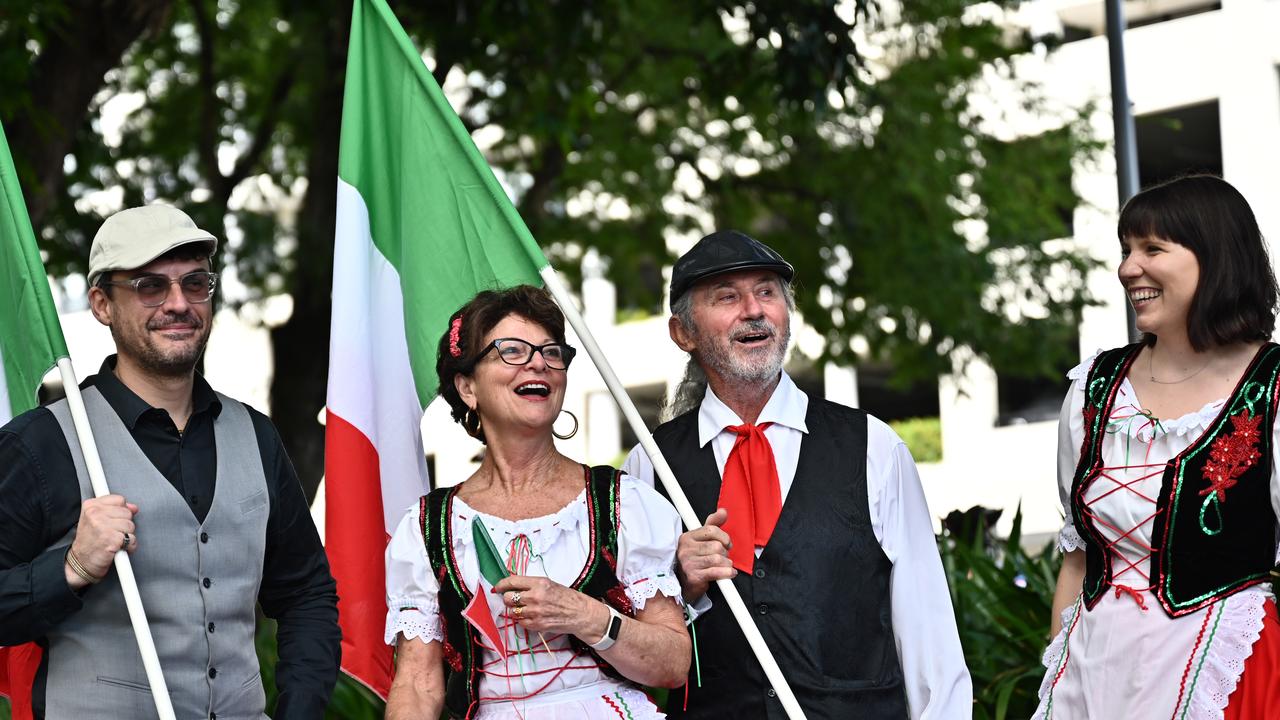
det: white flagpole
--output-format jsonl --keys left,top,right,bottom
{"left": 56, "top": 357, "right": 177, "bottom": 720}
{"left": 539, "top": 267, "right": 808, "bottom": 720}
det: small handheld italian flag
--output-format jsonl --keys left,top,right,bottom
{"left": 0, "top": 120, "right": 70, "bottom": 720}
{"left": 325, "top": 0, "right": 548, "bottom": 698}
{"left": 463, "top": 519, "right": 511, "bottom": 660}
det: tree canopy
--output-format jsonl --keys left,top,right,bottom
{"left": 2, "top": 0, "right": 1099, "bottom": 495}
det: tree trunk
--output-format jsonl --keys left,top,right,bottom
{"left": 267, "top": 4, "right": 348, "bottom": 503}
{"left": 9, "top": 0, "right": 173, "bottom": 228}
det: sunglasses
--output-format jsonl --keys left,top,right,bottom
{"left": 99, "top": 271, "right": 218, "bottom": 307}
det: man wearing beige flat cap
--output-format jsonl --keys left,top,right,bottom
{"left": 0, "top": 205, "right": 340, "bottom": 718}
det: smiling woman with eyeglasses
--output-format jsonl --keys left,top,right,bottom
{"left": 383, "top": 285, "right": 690, "bottom": 720}
{"left": 477, "top": 337, "right": 577, "bottom": 370}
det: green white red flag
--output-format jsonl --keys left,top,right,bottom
{"left": 0, "top": 120, "right": 69, "bottom": 720}
{"left": 0, "top": 123, "right": 66, "bottom": 425}
{"left": 325, "top": 0, "right": 546, "bottom": 697}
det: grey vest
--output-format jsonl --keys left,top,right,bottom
{"left": 44, "top": 387, "right": 270, "bottom": 720}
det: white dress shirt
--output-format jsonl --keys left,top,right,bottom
{"left": 622, "top": 371, "right": 973, "bottom": 720}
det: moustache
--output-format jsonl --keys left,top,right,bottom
{"left": 729, "top": 319, "right": 776, "bottom": 341}
{"left": 147, "top": 313, "right": 204, "bottom": 331}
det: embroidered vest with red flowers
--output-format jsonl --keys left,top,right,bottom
{"left": 1072, "top": 342, "right": 1280, "bottom": 617}
{"left": 420, "top": 465, "right": 636, "bottom": 719}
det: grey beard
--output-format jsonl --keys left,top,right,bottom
{"left": 664, "top": 319, "right": 790, "bottom": 421}
{"left": 700, "top": 320, "right": 790, "bottom": 387}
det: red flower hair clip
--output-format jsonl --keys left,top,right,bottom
{"left": 448, "top": 316, "right": 464, "bottom": 358}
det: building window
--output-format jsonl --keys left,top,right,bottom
{"left": 856, "top": 366, "right": 940, "bottom": 423}
{"left": 620, "top": 383, "right": 665, "bottom": 449}
{"left": 1136, "top": 100, "right": 1222, "bottom": 188}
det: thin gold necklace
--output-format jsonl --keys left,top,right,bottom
{"left": 1148, "top": 348, "right": 1211, "bottom": 384}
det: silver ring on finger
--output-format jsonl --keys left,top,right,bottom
{"left": 512, "top": 591, "right": 522, "bottom": 606}
{"left": 122, "top": 532, "right": 131, "bottom": 548}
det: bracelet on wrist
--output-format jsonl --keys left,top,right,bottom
{"left": 65, "top": 547, "right": 103, "bottom": 585}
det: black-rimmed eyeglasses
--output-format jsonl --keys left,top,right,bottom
{"left": 477, "top": 338, "right": 576, "bottom": 370}
{"left": 99, "top": 271, "right": 218, "bottom": 307}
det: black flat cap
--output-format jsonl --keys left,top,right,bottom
{"left": 669, "top": 230, "right": 794, "bottom": 310}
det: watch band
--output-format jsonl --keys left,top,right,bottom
{"left": 588, "top": 605, "right": 624, "bottom": 652}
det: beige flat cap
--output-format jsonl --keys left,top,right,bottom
{"left": 88, "top": 205, "right": 217, "bottom": 286}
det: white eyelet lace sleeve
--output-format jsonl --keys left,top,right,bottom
{"left": 384, "top": 502, "right": 443, "bottom": 646}
{"left": 617, "top": 477, "right": 685, "bottom": 611}
{"left": 1057, "top": 364, "right": 1090, "bottom": 554}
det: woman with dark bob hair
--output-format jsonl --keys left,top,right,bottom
{"left": 383, "top": 285, "right": 690, "bottom": 719}
{"left": 1034, "top": 175, "right": 1280, "bottom": 719}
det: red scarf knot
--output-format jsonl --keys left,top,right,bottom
{"left": 717, "top": 422, "right": 782, "bottom": 574}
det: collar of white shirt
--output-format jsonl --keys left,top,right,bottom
{"left": 696, "top": 370, "right": 810, "bottom": 448}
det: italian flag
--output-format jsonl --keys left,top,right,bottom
{"left": 325, "top": 0, "right": 548, "bottom": 697}
{"left": 0, "top": 121, "right": 69, "bottom": 720}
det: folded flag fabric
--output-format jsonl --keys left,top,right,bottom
{"left": 472, "top": 517, "right": 510, "bottom": 587}
{"left": 0, "top": 117, "right": 67, "bottom": 720}
{"left": 462, "top": 581, "right": 508, "bottom": 661}
{"left": 325, "top": 0, "right": 547, "bottom": 697}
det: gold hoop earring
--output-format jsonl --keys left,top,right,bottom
{"left": 553, "top": 410, "right": 579, "bottom": 440}
{"left": 465, "top": 407, "right": 485, "bottom": 442}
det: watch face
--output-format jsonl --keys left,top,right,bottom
{"left": 608, "top": 611, "right": 623, "bottom": 640}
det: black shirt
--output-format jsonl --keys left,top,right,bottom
{"left": 0, "top": 357, "right": 341, "bottom": 718}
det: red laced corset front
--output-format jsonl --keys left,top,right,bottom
{"left": 1080, "top": 394, "right": 1173, "bottom": 610}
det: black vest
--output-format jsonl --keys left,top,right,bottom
{"left": 653, "top": 398, "right": 907, "bottom": 720}
{"left": 420, "top": 465, "right": 635, "bottom": 719}
{"left": 1072, "top": 343, "right": 1280, "bottom": 616}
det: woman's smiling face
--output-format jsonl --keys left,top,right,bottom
{"left": 1118, "top": 234, "right": 1201, "bottom": 338}
{"left": 455, "top": 313, "right": 568, "bottom": 436}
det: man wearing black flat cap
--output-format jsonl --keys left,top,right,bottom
{"left": 624, "top": 230, "right": 970, "bottom": 719}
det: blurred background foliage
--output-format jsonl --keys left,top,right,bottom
{"left": 0, "top": 1, "right": 1084, "bottom": 714}
{"left": 1, "top": 0, "right": 1100, "bottom": 499}
{"left": 889, "top": 415, "right": 943, "bottom": 462}
{"left": 944, "top": 505, "right": 1062, "bottom": 719}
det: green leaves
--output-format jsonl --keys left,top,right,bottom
{"left": 940, "top": 505, "right": 1061, "bottom": 719}
{"left": 5, "top": 0, "right": 1102, "bottom": 498}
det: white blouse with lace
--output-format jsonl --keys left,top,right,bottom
{"left": 385, "top": 475, "right": 683, "bottom": 719}
{"left": 1034, "top": 352, "right": 1280, "bottom": 720}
